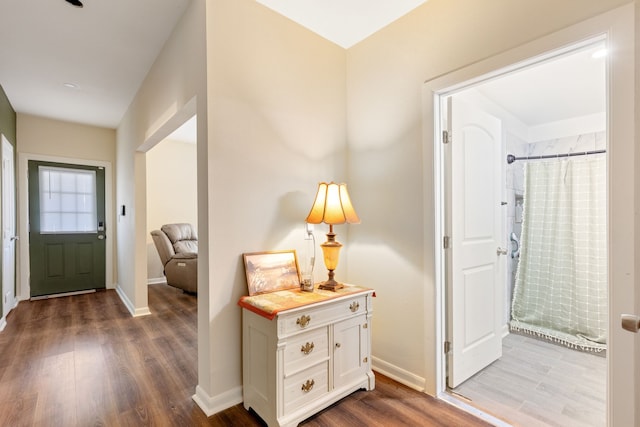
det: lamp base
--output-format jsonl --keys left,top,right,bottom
{"left": 318, "top": 277, "right": 343, "bottom": 292}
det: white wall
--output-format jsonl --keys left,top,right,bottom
{"left": 146, "top": 139, "right": 197, "bottom": 282}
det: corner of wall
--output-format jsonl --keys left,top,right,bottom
{"left": 192, "top": 385, "right": 243, "bottom": 417}
{"left": 115, "top": 284, "right": 151, "bottom": 317}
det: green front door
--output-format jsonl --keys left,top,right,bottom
{"left": 28, "top": 161, "right": 106, "bottom": 297}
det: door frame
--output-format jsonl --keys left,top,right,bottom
{"left": 423, "top": 5, "right": 634, "bottom": 426}
{"left": 17, "top": 153, "right": 113, "bottom": 301}
{"left": 1, "top": 134, "right": 16, "bottom": 325}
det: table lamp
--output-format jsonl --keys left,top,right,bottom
{"left": 305, "top": 182, "right": 360, "bottom": 291}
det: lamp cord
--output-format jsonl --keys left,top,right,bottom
{"left": 308, "top": 230, "right": 316, "bottom": 273}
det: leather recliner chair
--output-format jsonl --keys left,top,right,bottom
{"left": 150, "top": 223, "right": 198, "bottom": 294}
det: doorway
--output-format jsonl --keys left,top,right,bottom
{"left": 141, "top": 104, "right": 199, "bottom": 409}
{"left": 440, "top": 40, "right": 607, "bottom": 426}
{"left": 146, "top": 114, "right": 198, "bottom": 288}
{"left": 28, "top": 160, "right": 106, "bottom": 297}
{"left": 17, "top": 153, "right": 114, "bottom": 302}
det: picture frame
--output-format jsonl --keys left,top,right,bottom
{"left": 243, "top": 250, "right": 300, "bottom": 296}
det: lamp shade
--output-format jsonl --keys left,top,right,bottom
{"left": 305, "top": 182, "right": 360, "bottom": 225}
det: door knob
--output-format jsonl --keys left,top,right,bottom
{"left": 496, "top": 247, "right": 507, "bottom": 256}
{"left": 621, "top": 314, "right": 640, "bottom": 333}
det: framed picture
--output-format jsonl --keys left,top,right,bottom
{"left": 243, "top": 250, "right": 300, "bottom": 296}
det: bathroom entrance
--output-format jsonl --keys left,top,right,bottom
{"left": 441, "top": 39, "right": 608, "bottom": 426}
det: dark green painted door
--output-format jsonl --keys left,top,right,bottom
{"left": 28, "top": 161, "right": 106, "bottom": 297}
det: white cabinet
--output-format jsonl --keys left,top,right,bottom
{"left": 241, "top": 285, "right": 374, "bottom": 427}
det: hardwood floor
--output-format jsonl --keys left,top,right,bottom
{"left": 0, "top": 284, "right": 491, "bottom": 427}
{"left": 452, "top": 333, "right": 606, "bottom": 427}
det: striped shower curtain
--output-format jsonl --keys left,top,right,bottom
{"left": 510, "top": 155, "right": 607, "bottom": 352}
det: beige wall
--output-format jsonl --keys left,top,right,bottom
{"left": 146, "top": 139, "right": 197, "bottom": 281}
{"left": 346, "top": 0, "right": 635, "bottom": 424}
{"left": 18, "top": 113, "right": 115, "bottom": 162}
{"left": 200, "top": 0, "right": 347, "bottom": 409}
{"left": 116, "top": 0, "right": 346, "bottom": 412}
{"left": 16, "top": 113, "right": 116, "bottom": 295}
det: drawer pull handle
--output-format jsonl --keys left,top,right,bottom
{"left": 301, "top": 379, "right": 315, "bottom": 393}
{"left": 349, "top": 301, "right": 360, "bottom": 312}
{"left": 301, "top": 342, "right": 315, "bottom": 355}
{"left": 296, "top": 315, "right": 311, "bottom": 328}
{"left": 335, "top": 342, "right": 341, "bottom": 348}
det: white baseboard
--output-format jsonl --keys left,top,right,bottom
{"left": 0, "top": 297, "right": 19, "bottom": 330}
{"left": 6, "top": 297, "right": 18, "bottom": 313}
{"left": 502, "top": 323, "right": 510, "bottom": 338}
{"left": 192, "top": 385, "right": 243, "bottom": 417}
{"left": 147, "top": 277, "right": 167, "bottom": 285}
{"left": 372, "top": 356, "right": 426, "bottom": 392}
{"left": 115, "top": 284, "right": 151, "bottom": 317}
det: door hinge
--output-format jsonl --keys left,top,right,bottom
{"left": 442, "top": 130, "right": 451, "bottom": 144}
{"left": 443, "top": 235, "right": 450, "bottom": 249}
{"left": 444, "top": 340, "right": 451, "bottom": 354}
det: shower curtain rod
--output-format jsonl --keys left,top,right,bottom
{"left": 506, "top": 149, "right": 606, "bottom": 164}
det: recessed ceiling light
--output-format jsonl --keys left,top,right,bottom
{"left": 63, "top": 82, "right": 78, "bottom": 89}
{"left": 592, "top": 49, "right": 607, "bottom": 59}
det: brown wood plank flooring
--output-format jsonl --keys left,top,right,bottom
{"left": 0, "top": 284, "right": 491, "bottom": 426}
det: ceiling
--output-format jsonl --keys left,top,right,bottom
{"left": 0, "top": 0, "right": 604, "bottom": 134}
{"left": 256, "top": 0, "right": 428, "bottom": 49}
{"left": 474, "top": 42, "right": 605, "bottom": 127}
{"left": 0, "top": 0, "right": 190, "bottom": 128}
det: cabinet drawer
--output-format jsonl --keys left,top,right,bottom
{"left": 281, "top": 295, "right": 367, "bottom": 336}
{"left": 283, "top": 361, "right": 329, "bottom": 413}
{"left": 284, "top": 327, "right": 329, "bottom": 376}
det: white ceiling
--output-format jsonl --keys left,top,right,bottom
{"left": 256, "top": 0, "right": 428, "bottom": 49}
{"left": 474, "top": 42, "right": 606, "bottom": 127}
{"left": 0, "top": 0, "right": 604, "bottom": 134}
{"left": 0, "top": 0, "right": 190, "bottom": 128}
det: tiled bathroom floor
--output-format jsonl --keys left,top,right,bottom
{"left": 451, "top": 333, "right": 606, "bottom": 427}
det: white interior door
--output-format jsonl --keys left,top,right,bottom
{"left": 446, "top": 95, "right": 504, "bottom": 388}
{"left": 2, "top": 135, "right": 16, "bottom": 317}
